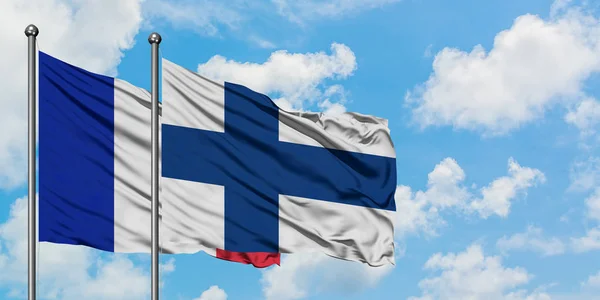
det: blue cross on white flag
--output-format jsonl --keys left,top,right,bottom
{"left": 160, "top": 59, "right": 397, "bottom": 267}
{"left": 38, "top": 51, "right": 397, "bottom": 268}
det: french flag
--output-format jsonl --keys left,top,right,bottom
{"left": 38, "top": 51, "right": 279, "bottom": 267}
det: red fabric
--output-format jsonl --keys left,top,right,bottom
{"left": 216, "top": 248, "right": 280, "bottom": 268}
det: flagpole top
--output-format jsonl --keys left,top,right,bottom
{"left": 24, "top": 24, "right": 39, "bottom": 37}
{"left": 148, "top": 32, "right": 162, "bottom": 44}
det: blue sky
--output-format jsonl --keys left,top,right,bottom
{"left": 1, "top": 0, "right": 600, "bottom": 299}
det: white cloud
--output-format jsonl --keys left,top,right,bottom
{"left": 496, "top": 226, "right": 566, "bottom": 256}
{"left": 504, "top": 289, "right": 553, "bottom": 300}
{"left": 585, "top": 188, "right": 600, "bottom": 221}
{"left": 144, "top": 0, "right": 398, "bottom": 38}
{"left": 394, "top": 184, "right": 445, "bottom": 238}
{"left": 570, "top": 183, "right": 600, "bottom": 254}
{"left": 61, "top": 257, "right": 149, "bottom": 300}
{"left": 142, "top": 1, "right": 396, "bottom": 46}
{"left": 395, "top": 157, "right": 545, "bottom": 238}
{"left": 568, "top": 157, "right": 600, "bottom": 241}
{"left": 565, "top": 97, "right": 600, "bottom": 138}
{"left": 160, "top": 257, "right": 176, "bottom": 273}
{"left": 469, "top": 158, "right": 546, "bottom": 218}
{"left": 0, "top": 196, "right": 150, "bottom": 299}
{"left": 260, "top": 252, "right": 393, "bottom": 300}
{"left": 421, "top": 157, "right": 471, "bottom": 209}
{"left": 272, "top": 0, "right": 401, "bottom": 24}
{"left": 550, "top": 0, "right": 574, "bottom": 17}
{"left": 143, "top": 0, "right": 243, "bottom": 36}
{"left": 582, "top": 270, "right": 600, "bottom": 289}
{"left": 393, "top": 158, "right": 469, "bottom": 238}
{"left": 158, "top": 257, "right": 176, "bottom": 288}
{"left": 571, "top": 228, "right": 600, "bottom": 253}
{"left": 247, "top": 35, "right": 277, "bottom": 49}
{"left": 406, "top": 4, "right": 600, "bottom": 136}
{"left": 197, "top": 43, "right": 357, "bottom": 112}
{"left": 316, "top": 85, "right": 349, "bottom": 116}
{"left": 194, "top": 285, "right": 228, "bottom": 300}
{"left": 569, "top": 156, "right": 600, "bottom": 192}
{"left": 424, "top": 44, "right": 434, "bottom": 58}
{"left": 409, "top": 244, "right": 550, "bottom": 300}
{"left": 0, "top": 0, "right": 144, "bottom": 189}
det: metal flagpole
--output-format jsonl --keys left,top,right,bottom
{"left": 25, "top": 24, "right": 39, "bottom": 300}
{"left": 148, "top": 32, "right": 162, "bottom": 300}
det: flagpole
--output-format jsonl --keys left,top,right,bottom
{"left": 25, "top": 24, "right": 39, "bottom": 300}
{"left": 149, "top": 32, "right": 162, "bottom": 300}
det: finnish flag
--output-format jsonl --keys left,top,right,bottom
{"left": 39, "top": 52, "right": 397, "bottom": 267}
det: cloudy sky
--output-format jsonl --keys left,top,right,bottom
{"left": 1, "top": 0, "right": 600, "bottom": 299}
